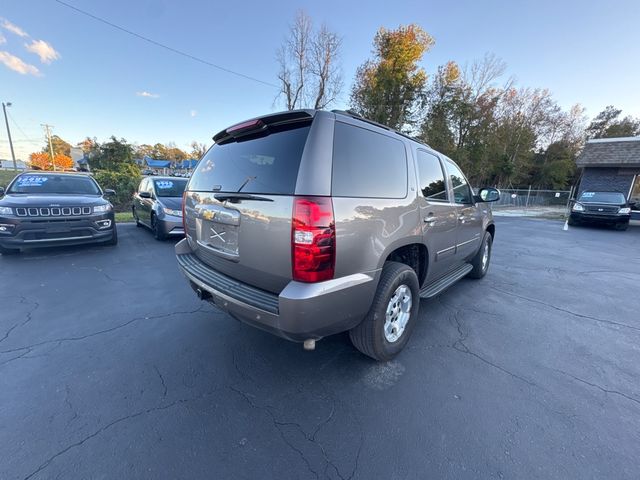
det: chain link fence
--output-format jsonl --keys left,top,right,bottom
{"left": 491, "top": 187, "right": 573, "bottom": 217}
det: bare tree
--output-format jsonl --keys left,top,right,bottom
{"left": 276, "top": 11, "right": 342, "bottom": 110}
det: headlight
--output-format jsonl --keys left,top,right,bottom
{"left": 163, "top": 208, "right": 182, "bottom": 217}
{"left": 572, "top": 203, "right": 584, "bottom": 212}
{"left": 93, "top": 204, "right": 112, "bottom": 213}
{"left": 0, "top": 206, "right": 13, "bottom": 215}
{"left": 618, "top": 207, "right": 631, "bottom": 214}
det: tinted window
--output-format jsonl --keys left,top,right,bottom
{"left": 416, "top": 150, "right": 448, "bottom": 201}
{"left": 188, "top": 123, "right": 311, "bottom": 194}
{"left": 8, "top": 174, "right": 100, "bottom": 195}
{"left": 332, "top": 122, "right": 407, "bottom": 198}
{"left": 444, "top": 159, "right": 473, "bottom": 204}
{"left": 578, "top": 191, "right": 626, "bottom": 204}
{"left": 153, "top": 179, "right": 187, "bottom": 197}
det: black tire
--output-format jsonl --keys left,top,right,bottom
{"left": 468, "top": 231, "right": 492, "bottom": 279}
{"left": 151, "top": 214, "right": 166, "bottom": 241}
{"left": 614, "top": 223, "right": 628, "bottom": 231}
{"left": 133, "top": 207, "right": 142, "bottom": 227}
{"left": 105, "top": 226, "right": 118, "bottom": 246}
{"left": 349, "top": 262, "right": 420, "bottom": 362}
{"left": 568, "top": 217, "right": 578, "bottom": 226}
{"left": 0, "top": 245, "right": 20, "bottom": 255}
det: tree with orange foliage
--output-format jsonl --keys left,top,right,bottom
{"left": 29, "top": 152, "right": 75, "bottom": 171}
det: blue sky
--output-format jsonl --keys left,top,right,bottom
{"left": 1, "top": 0, "right": 639, "bottom": 160}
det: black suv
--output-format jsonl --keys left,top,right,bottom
{"left": 569, "top": 191, "right": 633, "bottom": 231}
{"left": 0, "top": 172, "right": 117, "bottom": 254}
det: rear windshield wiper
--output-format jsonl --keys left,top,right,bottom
{"left": 213, "top": 193, "right": 273, "bottom": 203}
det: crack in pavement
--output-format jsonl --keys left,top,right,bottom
{"left": 71, "top": 265, "right": 131, "bottom": 286}
{"left": 438, "top": 298, "right": 538, "bottom": 388}
{"left": 230, "top": 351, "right": 362, "bottom": 480}
{"left": 490, "top": 286, "right": 640, "bottom": 333}
{"left": 0, "top": 306, "right": 211, "bottom": 356}
{"left": 153, "top": 365, "right": 168, "bottom": 398}
{"left": 554, "top": 368, "right": 640, "bottom": 407}
{"left": 0, "top": 295, "right": 40, "bottom": 345}
{"left": 21, "top": 388, "right": 221, "bottom": 480}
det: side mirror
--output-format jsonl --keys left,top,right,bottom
{"left": 139, "top": 191, "right": 152, "bottom": 199}
{"left": 628, "top": 201, "right": 637, "bottom": 209}
{"left": 104, "top": 189, "right": 116, "bottom": 197}
{"left": 477, "top": 187, "right": 500, "bottom": 202}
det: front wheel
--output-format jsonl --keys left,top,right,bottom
{"left": 105, "top": 226, "right": 118, "bottom": 246}
{"left": 151, "top": 215, "right": 166, "bottom": 241}
{"left": 0, "top": 245, "right": 20, "bottom": 255}
{"left": 614, "top": 223, "right": 629, "bottom": 231}
{"left": 349, "top": 262, "right": 420, "bottom": 362}
{"left": 468, "top": 231, "right": 492, "bottom": 279}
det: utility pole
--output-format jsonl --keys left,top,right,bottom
{"left": 2, "top": 102, "right": 17, "bottom": 172}
{"left": 42, "top": 123, "right": 55, "bottom": 171}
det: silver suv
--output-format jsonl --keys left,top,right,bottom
{"left": 175, "top": 110, "right": 499, "bottom": 361}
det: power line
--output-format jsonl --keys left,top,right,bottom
{"left": 53, "top": 0, "right": 279, "bottom": 89}
{"left": 7, "top": 111, "right": 41, "bottom": 144}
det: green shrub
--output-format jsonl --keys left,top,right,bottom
{"left": 94, "top": 169, "right": 141, "bottom": 212}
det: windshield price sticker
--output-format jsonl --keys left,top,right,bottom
{"left": 156, "top": 181, "right": 174, "bottom": 189}
{"left": 17, "top": 176, "right": 49, "bottom": 186}
{"left": 582, "top": 192, "right": 595, "bottom": 198}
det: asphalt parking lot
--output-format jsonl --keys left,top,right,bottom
{"left": 1, "top": 218, "right": 639, "bottom": 479}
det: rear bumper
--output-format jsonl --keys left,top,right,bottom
{"left": 0, "top": 213, "right": 116, "bottom": 249}
{"left": 175, "top": 238, "right": 377, "bottom": 341}
{"left": 570, "top": 212, "right": 630, "bottom": 225}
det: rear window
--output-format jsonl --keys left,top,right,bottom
{"left": 188, "top": 123, "right": 311, "bottom": 194}
{"left": 579, "top": 192, "right": 626, "bottom": 204}
{"left": 8, "top": 174, "right": 101, "bottom": 195}
{"left": 332, "top": 122, "right": 407, "bottom": 198}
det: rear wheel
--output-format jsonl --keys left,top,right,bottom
{"left": 0, "top": 245, "right": 20, "bottom": 255}
{"left": 349, "top": 262, "right": 420, "bottom": 362}
{"left": 151, "top": 214, "right": 166, "bottom": 241}
{"left": 468, "top": 231, "right": 492, "bottom": 279}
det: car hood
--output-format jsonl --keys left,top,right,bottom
{"left": 156, "top": 197, "right": 182, "bottom": 210}
{"left": 0, "top": 194, "right": 108, "bottom": 207}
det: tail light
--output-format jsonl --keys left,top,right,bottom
{"left": 292, "top": 196, "right": 335, "bottom": 282}
{"left": 182, "top": 191, "right": 187, "bottom": 234}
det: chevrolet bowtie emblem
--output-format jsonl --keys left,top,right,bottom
{"left": 210, "top": 226, "right": 226, "bottom": 243}
{"left": 202, "top": 210, "right": 215, "bottom": 220}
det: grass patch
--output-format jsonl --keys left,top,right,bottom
{"left": 115, "top": 211, "right": 135, "bottom": 223}
{"left": 0, "top": 170, "right": 19, "bottom": 187}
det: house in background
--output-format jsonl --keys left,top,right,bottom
{"left": 0, "top": 159, "right": 28, "bottom": 170}
{"left": 576, "top": 136, "right": 640, "bottom": 221}
{"left": 142, "top": 156, "right": 171, "bottom": 175}
{"left": 176, "top": 158, "right": 198, "bottom": 174}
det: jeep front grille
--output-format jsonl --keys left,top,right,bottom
{"left": 15, "top": 206, "right": 93, "bottom": 217}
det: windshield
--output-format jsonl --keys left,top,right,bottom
{"left": 8, "top": 174, "right": 101, "bottom": 195}
{"left": 578, "top": 191, "right": 626, "bottom": 204}
{"left": 153, "top": 179, "right": 188, "bottom": 197}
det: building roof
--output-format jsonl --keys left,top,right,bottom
{"left": 179, "top": 159, "right": 198, "bottom": 169}
{"left": 576, "top": 136, "right": 640, "bottom": 167}
{"left": 143, "top": 156, "right": 171, "bottom": 168}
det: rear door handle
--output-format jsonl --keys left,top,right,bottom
{"left": 424, "top": 216, "right": 437, "bottom": 224}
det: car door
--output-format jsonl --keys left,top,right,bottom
{"left": 443, "top": 158, "right": 484, "bottom": 262}
{"left": 140, "top": 178, "right": 155, "bottom": 225}
{"left": 134, "top": 178, "right": 147, "bottom": 223}
{"left": 415, "top": 149, "right": 459, "bottom": 283}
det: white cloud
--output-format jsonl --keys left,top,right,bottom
{"left": 0, "top": 51, "right": 40, "bottom": 76}
{"left": 1, "top": 18, "right": 28, "bottom": 38}
{"left": 190, "top": 110, "right": 197, "bottom": 117}
{"left": 136, "top": 91, "right": 159, "bottom": 98}
{"left": 25, "top": 39, "right": 60, "bottom": 64}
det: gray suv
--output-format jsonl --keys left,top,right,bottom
{"left": 175, "top": 110, "right": 499, "bottom": 361}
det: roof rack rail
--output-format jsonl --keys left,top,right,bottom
{"left": 331, "top": 109, "right": 430, "bottom": 148}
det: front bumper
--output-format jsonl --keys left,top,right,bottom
{"left": 159, "top": 215, "right": 184, "bottom": 236}
{"left": 175, "top": 238, "right": 378, "bottom": 341}
{"left": 570, "top": 212, "right": 630, "bottom": 225}
{"left": 0, "top": 213, "right": 116, "bottom": 249}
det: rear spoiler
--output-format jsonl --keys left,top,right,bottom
{"left": 213, "top": 109, "right": 315, "bottom": 144}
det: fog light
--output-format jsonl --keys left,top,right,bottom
{"left": 96, "top": 219, "right": 112, "bottom": 229}
{"left": 0, "top": 223, "right": 15, "bottom": 233}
